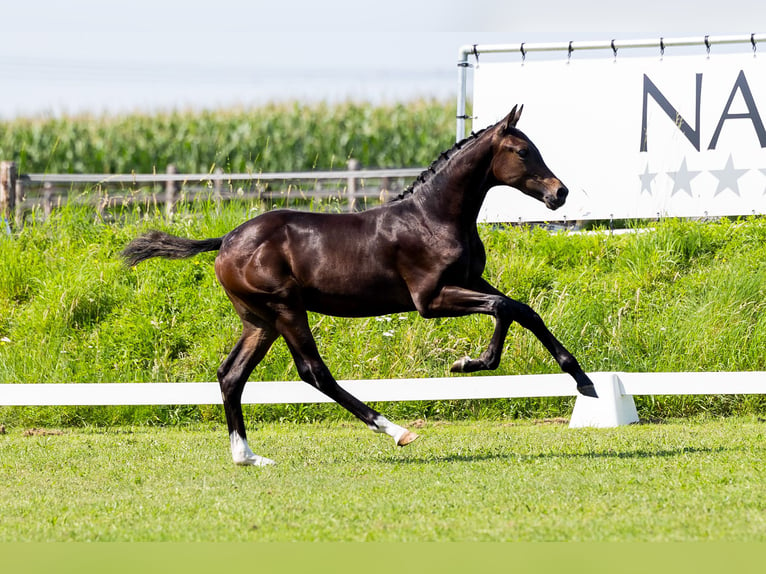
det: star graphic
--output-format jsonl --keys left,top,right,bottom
{"left": 667, "top": 157, "right": 702, "bottom": 197}
{"left": 638, "top": 163, "right": 657, "bottom": 195}
{"left": 710, "top": 154, "right": 748, "bottom": 197}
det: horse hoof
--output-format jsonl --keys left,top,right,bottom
{"left": 397, "top": 431, "right": 419, "bottom": 447}
{"left": 577, "top": 382, "right": 598, "bottom": 398}
{"left": 236, "top": 455, "right": 276, "bottom": 467}
{"left": 450, "top": 357, "right": 471, "bottom": 373}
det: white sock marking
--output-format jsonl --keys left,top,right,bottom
{"left": 369, "top": 415, "right": 408, "bottom": 445}
{"left": 230, "top": 432, "right": 275, "bottom": 466}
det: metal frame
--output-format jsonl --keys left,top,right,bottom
{"left": 456, "top": 33, "right": 766, "bottom": 141}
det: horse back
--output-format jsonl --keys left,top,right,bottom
{"left": 215, "top": 208, "right": 421, "bottom": 316}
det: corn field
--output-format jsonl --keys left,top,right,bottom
{"left": 0, "top": 100, "right": 456, "bottom": 175}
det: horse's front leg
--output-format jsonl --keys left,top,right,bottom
{"left": 418, "top": 281, "right": 597, "bottom": 398}
{"left": 450, "top": 314, "right": 509, "bottom": 374}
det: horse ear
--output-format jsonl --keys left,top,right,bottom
{"left": 502, "top": 104, "right": 524, "bottom": 131}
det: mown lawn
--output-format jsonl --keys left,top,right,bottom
{"left": 1, "top": 417, "right": 764, "bottom": 542}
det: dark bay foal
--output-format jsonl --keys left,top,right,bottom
{"left": 122, "top": 106, "right": 596, "bottom": 465}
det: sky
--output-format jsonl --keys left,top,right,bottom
{"left": 1, "top": 0, "right": 764, "bottom": 118}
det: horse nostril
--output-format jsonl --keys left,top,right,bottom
{"left": 557, "top": 186, "right": 569, "bottom": 200}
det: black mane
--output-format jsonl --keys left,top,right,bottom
{"left": 390, "top": 125, "right": 493, "bottom": 202}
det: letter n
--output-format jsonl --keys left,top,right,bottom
{"left": 640, "top": 74, "right": 702, "bottom": 152}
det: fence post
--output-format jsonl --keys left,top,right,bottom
{"left": 213, "top": 167, "right": 223, "bottom": 210}
{"left": 42, "top": 183, "right": 53, "bottom": 220}
{"left": 379, "top": 176, "right": 391, "bottom": 202}
{"left": 1, "top": 161, "right": 17, "bottom": 230}
{"left": 165, "top": 164, "right": 177, "bottom": 218}
{"left": 346, "top": 158, "right": 360, "bottom": 212}
{"left": 14, "top": 178, "right": 24, "bottom": 228}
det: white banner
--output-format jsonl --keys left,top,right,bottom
{"left": 473, "top": 53, "right": 766, "bottom": 222}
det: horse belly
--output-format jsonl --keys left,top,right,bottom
{"left": 301, "top": 276, "right": 415, "bottom": 318}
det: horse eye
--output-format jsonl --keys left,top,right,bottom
{"left": 517, "top": 148, "right": 529, "bottom": 159}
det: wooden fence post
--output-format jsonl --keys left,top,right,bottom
{"left": 42, "top": 183, "right": 52, "bottom": 220}
{"left": 380, "top": 176, "right": 391, "bottom": 202}
{"left": 165, "top": 164, "right": 177, "bottom": 218}
{"left": 213, "top": 167, "right": 224, "bottom": 209}
{"left": 346, "top": 158, "right": 360, "bottom": 212}
{"left": 1, "top": 161, "right": 17, "bottom": 230}
{"left": 14, "top": 178, "right": 24, "bottom": 228}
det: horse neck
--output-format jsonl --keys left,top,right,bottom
{"left": 414, "top": 131, "right": 496, "bottom": 225}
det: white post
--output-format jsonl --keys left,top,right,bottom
{"left": 569, "top": 373, "right": 639, "bottom": 428}
{"left": 347, "top": 158, "right": 360, "bottom": 212}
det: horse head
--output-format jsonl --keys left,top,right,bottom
{"left": 489, "top": 105, "right": 569, "bottom": 210}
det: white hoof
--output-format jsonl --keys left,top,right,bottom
{"left": 235, "top": 454, "right": 276, "bottom": 467}
{"left": 369, "top": 415, "right": 417, "bottom": 446}
{"left": 230, "top": 432, "right": 275, "bottom": 467}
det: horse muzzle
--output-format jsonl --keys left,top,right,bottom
{"left": 544, "top": 184, "right": 569, "bottom": 210}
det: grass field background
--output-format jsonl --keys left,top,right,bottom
{"left": 1, "top": 417, "right": 764, "bottom": 541}
{"left": 3, "top": 205, "right": 766, "bottom": 426}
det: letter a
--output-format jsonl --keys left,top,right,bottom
{"left": 709, "top": 70, "right": 766, "bottom": 149}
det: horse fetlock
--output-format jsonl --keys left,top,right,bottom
{"left": 230, "top": 432, "right": 276, "bottom": 466}
{"left": 450, "top": 356, "right": 472, "bottom": 373}
{"left": 451, "top": 355, "right": 497, "bottom": 373}
{"left": 559, "top": 354, "right": 581, "bottom": 375}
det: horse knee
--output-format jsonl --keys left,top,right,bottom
{"left": 507, "top": 299, "right": 542, "bottom": 326}
{"left": 493, "top": 297, "right": 518, "bottom": 325}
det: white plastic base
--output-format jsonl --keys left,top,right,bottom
{"left": 569, "top": 372, "right": 639, "bottom": 428}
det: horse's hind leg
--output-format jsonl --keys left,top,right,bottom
{"left": 275, "top": 306, "right": 418, "bottom": 446}
{"left": 218, "top": 320, "right": 278, "bottom": 466}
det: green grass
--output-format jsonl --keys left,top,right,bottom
{"left": 3, "top": 206, "right": 766, "bottom": 426}
{"left": 1, "top": 417, "right": 765, "bottom": 541}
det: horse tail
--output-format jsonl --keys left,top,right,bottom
{"left": 121, "top": 230, "right": 223, "bottom": 266}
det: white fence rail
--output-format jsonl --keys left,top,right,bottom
{"left": 3, "top": 371, "right": 765, "bottom": 428}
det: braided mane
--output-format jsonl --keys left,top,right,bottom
{"left": 391, "top": 125, "right": 494, "bottom": 202}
